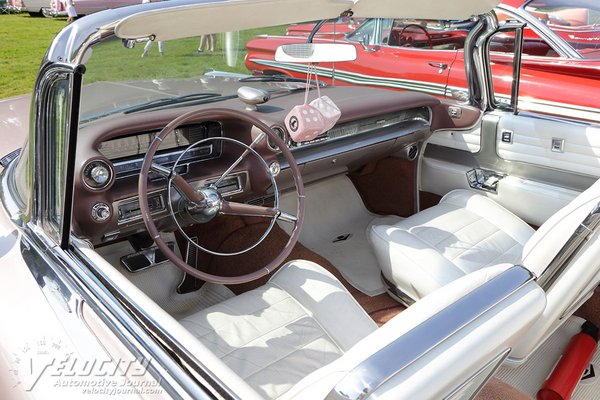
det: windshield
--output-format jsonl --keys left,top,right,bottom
{"left": 80, "top": 26, "right": 313, "bottom": 123}
{"left": 524, "top": 0, "right": 600, "bottom": 58}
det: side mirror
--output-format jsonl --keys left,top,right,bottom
{"left": 358, "top": 35, "right": 376, "bottom": 53}
{"left": 274, "top": 43, "right": 357, "bottom": 63}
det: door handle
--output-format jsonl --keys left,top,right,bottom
{"left": 428, "top": 62, "right": 448, "bottom": 74}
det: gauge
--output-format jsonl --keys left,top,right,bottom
{"left": 267, "top": 126, "right": 291, "bottom": 151}
{"left": 83, "top": 159, "right": 113, "bottom": 190}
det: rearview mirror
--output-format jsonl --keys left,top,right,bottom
{"left": 274, "top": 43, "right": 357, "bottom": 63}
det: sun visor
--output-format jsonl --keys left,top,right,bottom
{"left": 115, "top": 0, "right": 501, "bottom": 41}
{"left": 114, "top": 0, "right": 356, "bottom": 41}
{"left": 351, "top": 0, "right": 502, "bottom": 20}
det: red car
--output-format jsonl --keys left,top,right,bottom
{"left": 246, "top": 0, "right": 600, "bottom": 122}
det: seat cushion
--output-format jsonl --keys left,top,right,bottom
{"left": 179, "top": 260, "right": 376, "bottom": 399}
{"left": 370, "top": 189, "right": 535, "bottom": 302}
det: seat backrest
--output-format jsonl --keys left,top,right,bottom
{"left": 282, "top": 264, "right": 546, "bottom": 400}
{"left": 504, "top": 179, "right": 600, "bottom": 362}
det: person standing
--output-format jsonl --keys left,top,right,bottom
{"left": 141, "top": 0, "right": 164, "bottom": 57}
{"left": 197, "top": 34, "right": 216, "bottom": 52}
{"left": 65, "top": 0, "right": 77, "bottom": 23}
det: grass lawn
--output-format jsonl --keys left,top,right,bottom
{"left": 0, "top": 13, "right": 286, "bottom": 99}
{"left": 0, "top": 14, "right": 69, "bottom": 98}
{"left": 85, "top": 27, "right": 286, "bottom": 84}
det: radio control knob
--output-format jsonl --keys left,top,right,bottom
{"left": 91, "top": 203, "right": 111, "bottom": 222}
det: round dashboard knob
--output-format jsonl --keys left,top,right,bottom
{"left": 90, "top": 165, "right": 110, "bottom": 185}
{"left": 91, "top": 203, "right": 111, "bottom": 222}
{"left": 83, "top": 160, "right": 113, "bottom": 190}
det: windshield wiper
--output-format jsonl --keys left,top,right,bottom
{"left": 80, "top": 92, "right": 230, "bottom": 123}
{"left": 123, "top": 92, "right": 224, "bottom": 114}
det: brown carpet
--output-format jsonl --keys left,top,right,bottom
{"left": 476, "top": 378, "right": 532, "bottom": 400}
{"left": 419, "top": 190, "right": 442, "bottom": 211}
{"left": 349, "top": 157, "right": 416, "bottom": 217}
{"left": 178, "top": 217, "right": 404, "bottom": 326}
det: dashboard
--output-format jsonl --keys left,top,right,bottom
{"left": 72, "top": 85, "right": 476, "bottom": 245}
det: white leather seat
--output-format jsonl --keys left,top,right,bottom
{"left": 180, "top": 259, "right": 546, "bottom": 399}
{"left": 370, "top": 189, "right": 535, "bottom": 303}
{"left": 370, "top": 179, "right": 600, "bottom": 306}
{"left": 179, "top": 260, "right": 377, "bottom": 399}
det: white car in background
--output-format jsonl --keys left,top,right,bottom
{"left": 21, "top": 0, "right": 48, "bottom": 16}
{"left": 23, "top": 0, "right": 140, "bottom": 17}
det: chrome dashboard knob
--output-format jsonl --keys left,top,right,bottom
{"left": 90, "top": 165, "right": 110, "bottom": 185}
{"left": 91, "top": 203, "right": 111, "bottom": 222}
{"left": 83, "top": 159, "right": 113, "bottom": 190}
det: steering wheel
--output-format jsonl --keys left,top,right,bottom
{"left": 399, "top": 24, "right": 432, "bottom": 48}
{"left": 138, "top": 108, "right": 305, "bottom": 284}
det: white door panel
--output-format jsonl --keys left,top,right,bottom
{"left": 427, "top": 126, "right": 481, "bottom": 153}
{"left": 491, "top": 176, "right": 579, "bottom": 227}
{"left": 420, "top": 156, "right": 579, "bottom": 226}
{"left": 420, "top": 157, "right": 472, "bottom": 196}
{"left": 497, "top": 113, "right": 600, "bottom": 177}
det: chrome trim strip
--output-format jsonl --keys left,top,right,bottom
{"left": 445, "top": 87, "right": 600, "bottom": 123}
{"left": 71, "top": 242, "right": 238, "bottom": 399}
{"left": 0, "top": 160, "right": 25, "bottom": 226}
{"left": 512, "top": 110, "right": 600, "bottom": 127}
{"left": 326, "top": 266, "right": 534, "bottom": 400}
{"left": 21, "top": 226, "right": 214, "bottom": 399}
{"left": 249, "top": 59, "right": 448, "bottom": 96}
{"left": 469, "top": 13, "right": 498, "bottom": 111}
{"left": 538, "top": 203, "right": 600, "bottom": 291}
{"left": 280, "top": 119, "right": 430, "bottom": 168}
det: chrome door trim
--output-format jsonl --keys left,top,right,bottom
{"left": 71, "top": 242, "right": 239, "bottom": 400}
{"left": 538, "top": 203, "right": 600, "bottom": 291}
{"left": 21, "top": 225, "right": 219, "bottom": 400}
{"left": 326, "top": 266, "right": 535, "bottom": 400}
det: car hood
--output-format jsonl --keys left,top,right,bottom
{"left": 79, "top": 75, "right": 307, "bottom": 123}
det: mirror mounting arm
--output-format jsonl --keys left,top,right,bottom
{"left": 307, "top": 19, "right": 329, "bottom": 43}
{"left": 307, "top": 10, "right": 353, "bottom": 44}
{"left": 359, "top": 37, "right": 376, "bottom": 53}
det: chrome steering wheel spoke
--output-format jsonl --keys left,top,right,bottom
{"left": 212, "top": 131, "right": 266, "bottom": 188}
{"left": 166, "top": 135, "right": 282, "bottom": 257}
{"left": 138, "top": 108, "right": 304, "bottom": 285}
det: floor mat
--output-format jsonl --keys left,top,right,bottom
{"left": 496, "top": 316, "right": 600, "bottom": 399}
{"left": 95, "top": 238, "right": 235, "bottom": 319}
{"left": 278, "top": 175, "right": 402, "bottom": 296}
{"left": 181, "top": 218, "right": 404, "bottom": 326}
